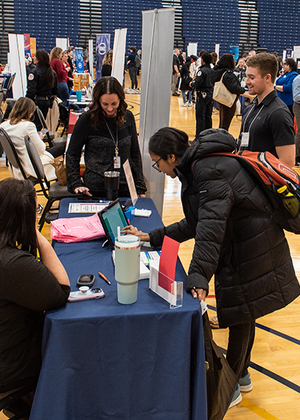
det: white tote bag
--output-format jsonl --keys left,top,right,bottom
{"left": 213, "top": 72, "right": 237, "bottom": 107}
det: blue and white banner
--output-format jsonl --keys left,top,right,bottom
{"left": 96, "top": 34, "right": 110, "bottom": 81}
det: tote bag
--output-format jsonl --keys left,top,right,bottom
{"left": 203, "top": 312, "right": 238, "bottom": 420}
{"left": 213, "top": 72, "right": 237, "bottom": 108}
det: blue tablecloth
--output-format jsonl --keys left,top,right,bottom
{"left": 30, "top": 198, "right": 207, "bottom": 420}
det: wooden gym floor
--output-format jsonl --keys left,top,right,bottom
{"left": 0, "top": 74, "right": 299, "bottom": 419}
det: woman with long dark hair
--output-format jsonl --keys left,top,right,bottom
{"left": 211, "top": 53, "right": 245, "bottom": 131}
{"left": 122, "top": 126, "right": 300, "bottom": 410}
{"left": 0, "top": 178, "right": 70, "bottom": 407}
{"left": 66, "top": 76, "right": 146, "bottom": 197}
{"left": 26, "top": 49, "right": 58, "bottom": 119}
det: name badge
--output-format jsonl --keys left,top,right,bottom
{"left": 114, "top": 156, "right": 121, "bottom": 169}
{"left": 240, "top": 132, "right": 249, "bottom": 147}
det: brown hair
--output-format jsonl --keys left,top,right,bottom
{"left": 49, "top": 47, "right": 63, "bottom": 61}
{"left": 88, "top": 76, "right": 127, "bottom": 127}
{"left": 247, "top": 53, "right": 278, "bottom": 83}
{"left": 102, "top": 50, "right": 113, "bottom": 66}
{"left": 9, "top": 97, "right": 36, "bottom": 125}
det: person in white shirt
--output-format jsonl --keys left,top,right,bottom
{"left": 0, "top": 97, "right": 57, "bottom": 181}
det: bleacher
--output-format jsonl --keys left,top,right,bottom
{"left": 257, "top": 0, "right": 300, "bottom": 53}
{"left": 181, "top": 0, "right": 240, "bottom": 55}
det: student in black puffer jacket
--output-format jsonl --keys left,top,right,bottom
{"left": 212, "top": 53, "right": 245, "bottom": 130}
{"left": 123, "top": 127, "right": 300, "bottom": 407}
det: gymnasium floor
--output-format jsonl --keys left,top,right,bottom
{"left": 0, "top": 76, "right": 299, "bottom": 419}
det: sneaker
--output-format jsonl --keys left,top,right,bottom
{"left": 239, "top": 372, "right": 253, "bottom": 392}
{"left": 180, "top": 102, "right": 188, "bottom": 107}
{"left": 188, "top": 102, "right": 193, "bottom": 107}
{"left": 209, "top": 315, "right": 219, "bottom": 329}
{"left": 229, "top": 385, "right": 242, "bottom": 408}
{"left": 172, "top": 92, "right": 180, "bottom": 96}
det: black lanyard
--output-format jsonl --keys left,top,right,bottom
{"left": 105, "top": 120, "right": 119, "bottom": 157}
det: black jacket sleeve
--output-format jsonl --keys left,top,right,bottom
{"left": 223, "top": 71, "right": 245, "bottom": 95}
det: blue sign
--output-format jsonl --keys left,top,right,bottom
{"left": 96, "top": 34, "right": 110, "bottom": 82}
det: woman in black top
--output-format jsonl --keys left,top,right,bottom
{"left": 26, "top": 49, "right": 58, "bottom": 119}
{"left": 101, "top": 50, "right": 113, "bottom": 77}
{"left": 0, "top": 178, "right": 70, "bottom": 402}
{"left": 211, "top": 54, "right": 245, "bottom": 131}
{"left": 66, "top": 76, "right": 146, "bottom": 197}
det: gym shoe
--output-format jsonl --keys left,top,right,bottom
{"left": 172, "top": 92, "right": 180, "bottom": 96}
{"left": 239, "top": 372, "right": 253, "bottom": 392}
{"left": 229, "top": 385, "right": 242, "bottom": 408}
{"left": 188, "top": 102, "right": 193, "bottom": 107}
{"left": 180, "top": 102, "right": 188, "bottom": 107}
{"left": 209, "top": 315, "right": 219, "bottom": 329}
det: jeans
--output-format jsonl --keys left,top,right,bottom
{"left": 57, "top": 81, "right": 69, "bottom": 106}
{"left": 195, "top": 93, "right": 213, "bottom": 137}
{"left": 182, "top": 90, "right": 192, "bottom": 103}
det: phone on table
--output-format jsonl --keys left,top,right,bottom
{"left": 68, "top": 288, "right": 105, "bottom": 302}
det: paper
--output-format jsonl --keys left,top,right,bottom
{"left": 158, "top": 236, "right": 180, "bottom": 292}
{"left": 68, "top": 203, "right": 108, "bottom": 213}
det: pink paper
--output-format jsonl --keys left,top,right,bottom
{"left": 158, "top": 236, "right": 180, "bottom": 292}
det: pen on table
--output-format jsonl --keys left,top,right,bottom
{"left": 98, "top": 272, "right": 111, "bottom": 285}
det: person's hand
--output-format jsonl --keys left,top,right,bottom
{"left": 121, "top": 225, "right": 150, "bottom": 242}
{"left": 74, "top": 186, "right": 92, "bottom": 196}
{"left": 39, "top": 132, "right": 45, "bottom": 140}
{"left": 191, "top": 287, "right": 207, "bottom": 302}
{"left": 138, "top": 194, "right": 146, "bottom": 198}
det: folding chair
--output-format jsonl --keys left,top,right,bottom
{"left": 0, "top": 127, "right": 27, "bottom": 179}
{"left": 24, "top": 135, "right": 82, "bottom": 231}
{"left": 55, "top": 102, "right": 69, "bottom": 136}
{"left": 36, "top": 106, "right": 66, "bottom": 150}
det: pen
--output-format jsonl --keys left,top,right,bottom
{"left": 98, "top": 271, "right": 111, "bottom": 285}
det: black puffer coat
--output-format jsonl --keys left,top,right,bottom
{"left": 149, "top": 129, "right": 300, "bottom": 328}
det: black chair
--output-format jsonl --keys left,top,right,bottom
{"left": 35, "top": 106, "right": 66, "bottom": 150}
{"left": 24, "top": 135, "right": 83, "bottom": 231}
{"left": 0, "top": 128, "right": 27, "bottom": 179}
{"left": 55, "top": 102, "right": 69, "bottom": 136}
{"left": 0, "top": 383, "right": 35, "bottom": 420}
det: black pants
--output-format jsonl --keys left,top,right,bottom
{"left": 226, "top": 321, "right": 256, "bottom": 380}
{"left": 195, "top": 93, "right": 213, "bottom": 137}
{"left": 129, "top": 67, "right": 138, "bottom": 89}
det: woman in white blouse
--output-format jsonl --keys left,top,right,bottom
{"left": 0, "top": 97, "right": 58, "bottom": 181}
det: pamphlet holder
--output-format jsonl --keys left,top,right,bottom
{"left": 149, "top": 260, "right": 183, "bottom": 309}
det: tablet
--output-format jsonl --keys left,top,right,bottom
{"left": 98, "top": 199, "right": 129, "bottom": 249}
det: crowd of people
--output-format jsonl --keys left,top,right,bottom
{"left": 0, "top": 43, "right": 300, "bottom": 418}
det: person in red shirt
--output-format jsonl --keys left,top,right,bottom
{"left": 49, "top": 47, "right": 69, "bottom": 106}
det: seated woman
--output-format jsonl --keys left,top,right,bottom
{"left": 0, "top": 97, "right": 62, "bottom": 181}
{"left": 0, "top": 178, "right": 70, "bottom": 403}
{"left": 66, "top": 76, "right": 147, "bottom": 198}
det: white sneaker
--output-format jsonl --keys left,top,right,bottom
{"left": 188, "top": 102, "right": 193, "bottom": 107}
{"left": 180, "top": 102, "right": 188, "bottom": 107}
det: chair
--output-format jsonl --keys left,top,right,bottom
{"left": 0, "top": 383, "right": 35, "bottom": 420}
{"left": 55, "top": 102, "right": 69, "bottom": 136}
{"left": 24, "top": 135, "right": 82, "bottom": 231}
{"left": 0, "top": 128, "right": 27, "bottom": 179}
{"left": 35, "top": 106, "right": 66, "bottom": 150}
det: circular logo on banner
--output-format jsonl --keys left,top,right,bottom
{"left": 77, "top": 62, "right": 84, "bottom": 70}
{"left": 98, "top": 43, "right": 106, "bottom": 55}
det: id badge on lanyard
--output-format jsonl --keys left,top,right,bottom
{"left": 114, "top": 155, "right": 121, "bottom": 169}
{"left": 240, "top": 132, "right": 249, "bottom": 147}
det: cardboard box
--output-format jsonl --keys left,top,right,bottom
{"left": 73, "top": 73, "right": 90, "bottom": 91}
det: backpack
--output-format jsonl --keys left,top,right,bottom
{"left": 213, "top": 150, "right": 300, "bottom": 234}
{"left": 135, "top": 54, "right": 141, "bottom": 68}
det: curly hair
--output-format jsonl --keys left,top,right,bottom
{"left": 88, "top": 76, "right": 127, "bottom": 127}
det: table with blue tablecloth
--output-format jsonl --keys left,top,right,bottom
{"left": 30, "top": 197, "right": 207, "bottom": 420}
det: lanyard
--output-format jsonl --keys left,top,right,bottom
{"left": 242, "top": 102, "right": 265, "bottom": 134}
{"left": 105, "top": 120, "right": 119, "bottom": 157}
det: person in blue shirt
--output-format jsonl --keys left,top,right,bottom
{"left": 275, "top": 57, "right": 298, "bottom": 116}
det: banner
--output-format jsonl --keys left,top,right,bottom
{"left": 74, "top": 48, "right": 84, "bottom": 73}
{"left": 24, "top": 34, "right": 31, "bottom": 57}
{"left": 111, "top": 28, "right": 127, "bottom": 85}
{"left": 96, "top": 34, "right": 110, "bottom": 81}
{"left": 230, "top": 46, "right": 239, "bottom": 62}
{"left": 30, "top": 38, "right": 36, "bottom": 57}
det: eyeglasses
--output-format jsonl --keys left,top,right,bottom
{"left": 283, "top": 62, "right": 287, "bottom": 65}
{"left": 36, "top": 204, "right": 43, "bottom": 214}
{"left": 152, "top": 157, "right": 162, "bottom": 172}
